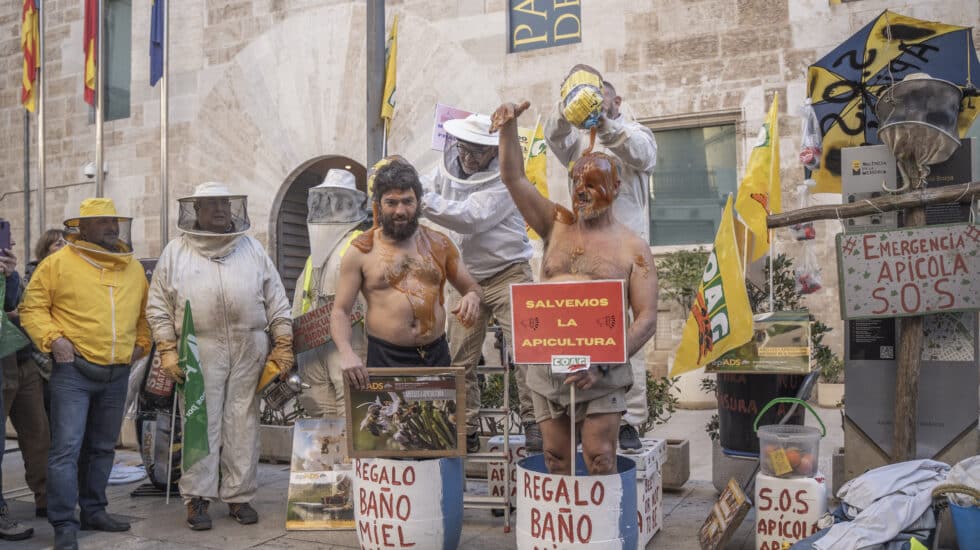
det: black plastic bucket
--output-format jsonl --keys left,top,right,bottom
{"left": 716, "top": 373, "right": 805, "bottom": 455}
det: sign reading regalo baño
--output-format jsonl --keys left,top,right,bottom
{"left": 507, "top": 0, "right": 582, "bottom": 53}
{"left": 510, "top": 280, "right": 626, "bottom": 364}
{"left": 836, "top": 223, "right": 980, "bottom": 320}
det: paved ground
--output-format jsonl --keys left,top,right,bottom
{"left": 1, "top": 406, "right": 845, "bottom": 549}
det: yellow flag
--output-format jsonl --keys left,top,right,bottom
{"left": 380, "top": 15, "right": 398, "bottom": 122}
{"left": 671, "top": 196, "right": 754, "bottom": 376}
{"left": 734, "top": 93, "right": 780, "bottom": 261}
{"left": 518, "top": 122, "right": 548, "bottom": 240}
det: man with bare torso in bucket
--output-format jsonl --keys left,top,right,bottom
{"left": 330, "top": 156, "right": 484, "bottom": 389}
{"left": 490, "top": 101, "right": 660, "bottom": 476}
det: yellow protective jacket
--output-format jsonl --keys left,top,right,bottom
{"left": 19, "top": 241, "right": 151, "bottom": 365}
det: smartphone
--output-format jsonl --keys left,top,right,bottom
{"left": 0, "top": 220, "right": 10, "bottom": 252}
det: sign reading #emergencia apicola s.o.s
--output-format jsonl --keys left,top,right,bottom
{"left": 836, "top": 223, "right": 980, "bottom": 320}
{"left": 507, "top": 0, "right": 582, "bottom": 53}
{"left": 510, "top": 280, "right": 627, "bottom": 364}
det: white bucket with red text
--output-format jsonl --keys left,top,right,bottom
{"left": 487, "top": 435, "right": 527, "bottom": 507}
{"left": 353, "top": 457, "right": 463, "bottom": 550}
{"left": 516, "top": 452, "right": 638, "bottom": 550}
{"left": 754, "top": 471, "right": 828, "bottom": 550}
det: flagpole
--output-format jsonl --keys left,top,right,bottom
{"left": 23, "top": 112, "right": 31, "bottom": 263}
{"left": 95, "top": 0, "right": 104, "bottom": 197}
{"left": 166, "top": 391, "right": 178, "bottom": 505}
{"left": 768, "top": 230, "right": 774, "bottom": 312}
{"left": 37, "top": 0, "right": 45, "bottom": 236}
{"left": 569, "top": 384, "right": 576, "bottom": 478}
{"left": 366, "top": 0, "right": 385, "bottom": 167}
{"left": 160, "top": 0, "right": 169, "bottom": 247}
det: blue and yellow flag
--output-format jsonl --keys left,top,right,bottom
{"left": 671, "top": 196, "right": 753, "bottom": 376}
{"left": 178, "top": 301, "right": 209, "bottom": 471}
{"left": 735, "top": 93, "right": 780, "bottom": 261}
{"left": 150, "top": 0, "right": 165, "bottom": 86}
{"left": 380, "top": 15, "right": 398, "bottom": 123}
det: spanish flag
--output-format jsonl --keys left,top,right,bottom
{"left": 84, "top": 0, "right": 97, "bottom": 105}
{"left": 671, "top": 196, "right": 753, "bottom": 376}
{"left": 21, "top": 0, "right": 39, "bottom": 112}
{"left": 734, "top": 93, "right": 781, "bottom": 261}
{"left": 380, "top": 15, "right": 398, "bottom": 123}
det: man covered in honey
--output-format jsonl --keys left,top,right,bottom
{"left": 330, "top": 157, "right": 483, "bottom": 390}
{"left": 490, "top": 101, "right": 659, "bottom": 476}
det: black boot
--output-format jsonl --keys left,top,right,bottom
{"left": 228, "top": 502, "right": 258, "bottom": 525}
{"left": 80, "top": 511, "right": 130, "bottom": 532}
{"left": 186, "top": 497, "right": 212, "bottom": 531}
{"left": 618, "top": 424, "right": 642, "bottom": 450}
{"left": 523, "top": 422, "right": 542, "bottom": 452}
{"left": 52, "top": 528, "right": 77, "bottom": 550}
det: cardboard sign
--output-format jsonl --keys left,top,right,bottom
{"left": 699, "top": 478, "right": 751, "bottom": 550}
{"left": 430, "top": 103, "right": 473, "bottom": 151}
{"left": 345, "top": 368, "right": 466, "bottom": 459}
{"left": 706, "top": 311, "right": 811, "bottom": 374}
{"left": 510, "top": 280, "right": 627, "bottom": 365}
{"left": 292, "top": 299, "right": 365, "bottom": 354}
{"left": 837, "top": 223, "right": 980, "bottom": 319}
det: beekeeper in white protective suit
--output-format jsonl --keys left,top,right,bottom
{"left": 419, "top": 113, "right": 539, "bottom": 453}
{"left": 545, "top": 64, "right": 658, "bottom": 450}
{"left": 290, "top": 169, "right": 370, "bottom": 417}
{"left": 145, "top": 182, "right": 293, "bottom": 531}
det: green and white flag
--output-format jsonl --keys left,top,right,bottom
{"left": 178, "top": 300, "right": 209, "bottom": 471}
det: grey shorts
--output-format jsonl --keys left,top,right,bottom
{"left": 530, "top": 387, "right": 627, "bottom": 425}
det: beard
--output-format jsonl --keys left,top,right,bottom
{"left": 380, "top": 209, "right": 420, "bottom": 241}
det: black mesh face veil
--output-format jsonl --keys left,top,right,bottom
{"left": 177, "top": 195, "right": 250, "bottom": 234}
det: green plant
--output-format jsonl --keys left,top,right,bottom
{"left": 657, "top": 247, "right": 709, "bottom": 311}
{"left": 480, "top": 372, "right": 521, "bottom": 434}
{"left": 820, "top": 356, "right": 844, "bottom": 384}
{"left": 638, "top": 372, "right": 679, "bottom": 435}
{"left": 700, "top": 377, "right": 720, "bottom": 440}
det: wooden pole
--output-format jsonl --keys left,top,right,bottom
{"left": 893, "top": 203, "right": 925, "bottom": 462}
{"left": 365, "top": 1, "right": 385, "bottom": 167}
{"left": 766, "top": 181, "right": 979, "bottom": 228}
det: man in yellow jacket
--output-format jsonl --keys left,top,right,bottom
{"left": 19, "top": 198, "right": 150, "bottom": 550}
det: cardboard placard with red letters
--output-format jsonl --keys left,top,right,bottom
{"left": 292, "top": 298, "right": 365, "bottom": 354}
{"left": 836, "top": 223, "right": 980, "bottom": 320}
{"left": 510, "top": 280, "right": 627, "bottom": 365}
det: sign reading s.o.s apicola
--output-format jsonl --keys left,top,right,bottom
{"left": 837, "top": 223, "right": 980, "bottom": 320}
{"left": 510, "top": 280, "right": 627, "bottom": 364}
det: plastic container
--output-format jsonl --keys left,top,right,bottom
{"left": 950, "top": 501, "right": 980, "bottom": 550}
{"left": 754, "top": 398, "right": 825, "bottom": 479}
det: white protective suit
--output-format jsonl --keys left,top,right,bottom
{"left": 545, "top": 100, "right": 658, "bottom": 431}
{"left": 421, "top": 114, "right": 536, "bottom": 431}
{"left": 290, "top": 169, "right": 369, "bottom": 417}
{"left": 146, "top": 185, "right": 291, "bottom": 504}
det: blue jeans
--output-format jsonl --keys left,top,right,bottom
{"left": 47, "top": 361, "right": 129, "bottom": 530}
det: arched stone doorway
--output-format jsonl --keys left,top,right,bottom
{"left": 273, "top": 155, "right": 367, "bottom": 298}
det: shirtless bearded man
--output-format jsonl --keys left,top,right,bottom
{"left": 490, "top": 101, "right": 659, "bottom": 476}
{"left": 331, "top": 157, "right": 483, "bottom": 390}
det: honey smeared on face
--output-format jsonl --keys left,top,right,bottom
{"left": 571, "top": 153, "right": 618, "bottom": 219}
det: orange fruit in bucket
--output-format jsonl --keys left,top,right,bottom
{"left": 786, "top": 448, "right": 802, "bottom": 469}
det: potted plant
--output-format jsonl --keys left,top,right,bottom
{"left": 817, "top": 355, "right": 845, "bottom": 408}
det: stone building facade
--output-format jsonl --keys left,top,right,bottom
{"left": 1, "top": 0, "right": 978, "bottom": 403}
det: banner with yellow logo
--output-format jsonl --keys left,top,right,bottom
{"left": 672, "top": 196, "right": 753, "bottom": 376}
{"left": 518, "top": 122, "right": 548, "bottom": 240}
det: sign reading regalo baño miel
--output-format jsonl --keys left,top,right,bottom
{"left": 836, "top": 223, "right": 980, "bottom": 320}
{"left": 510, "top": 280, "right": 627, "bottom": 364}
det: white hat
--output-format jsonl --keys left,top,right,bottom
{"left": 443, "top": 114, "right": 499, "bottom": 146}
{"left": 178, "top": 181, "right": 246, "bottom": 201}
{"left": 316, "top": 169, "right": 357, "bottom": 191}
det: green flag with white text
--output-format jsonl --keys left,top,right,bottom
{"left": 178, "top": 301, "right": 209, "bottom": 471}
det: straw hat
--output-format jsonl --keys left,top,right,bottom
{"left": 64, "top": 198, "right": 131, "bottom": 228}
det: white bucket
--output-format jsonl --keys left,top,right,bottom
{"left": 353, "top": 457, "right": 463, "bottom": 550}
{"left": 516, "top": 453, "right": 638, "bottom": 550}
